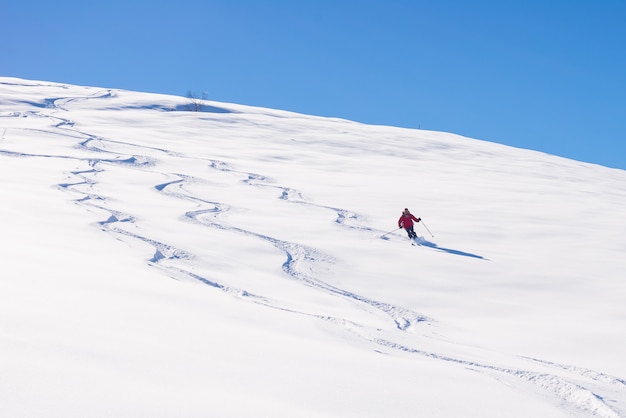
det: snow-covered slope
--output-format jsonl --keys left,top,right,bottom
{"left": 1, "top": 77, "right": 625, "bottom": 418}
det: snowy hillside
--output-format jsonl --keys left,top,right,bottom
{"left": 1, "top": 77, "right": 625, "bottom": 418}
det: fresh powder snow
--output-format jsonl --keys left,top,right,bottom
{"left": 1, "top": 77, "right": 625, "bottom": 418}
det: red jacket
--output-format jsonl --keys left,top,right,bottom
{"left": 398, "top": 213, "right": 419, "bottom": 228}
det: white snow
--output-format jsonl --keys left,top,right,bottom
{"left": 1, "top": 77, "right": 625, "bottom": 418}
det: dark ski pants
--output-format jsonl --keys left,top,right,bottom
{"left": 404, "top": 226, "right": 417, "bottom": 239}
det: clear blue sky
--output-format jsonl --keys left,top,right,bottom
{"left": 3, "top": 1, "right": 625, "bottom": 170}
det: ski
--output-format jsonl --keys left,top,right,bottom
{"left": 411, "top": 236, "right": 425, "bottom": 246}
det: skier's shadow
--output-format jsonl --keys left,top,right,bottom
{"left": 417, "top": 237, "right": 488, "bottom": 260}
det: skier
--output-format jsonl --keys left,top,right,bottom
{"left": 398, "top": 208, "right": 421, "bottom": 239}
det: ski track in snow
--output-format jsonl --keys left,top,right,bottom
{"left": 156, "top": 167, "right": 430, "bottom": 332}
{"left": 2, "top": 85, "right": 626, "bottom": 418}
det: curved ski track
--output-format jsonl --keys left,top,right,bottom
{"left": 1, "top": 86, "right": 625, "bottom": 418}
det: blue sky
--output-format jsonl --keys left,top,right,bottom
{"left": 3, "top": 0, "right": 625, "bottom": 170}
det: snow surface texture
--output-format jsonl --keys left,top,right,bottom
{"left": 1, "top": 77, "right": 626, "bottom": 418}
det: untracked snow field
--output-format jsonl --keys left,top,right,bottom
{"left": 1, "top": 77, "right": 626, "bottom": 417}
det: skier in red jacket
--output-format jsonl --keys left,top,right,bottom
{"left": 398, "top": 208, "right": 421, "bottom": 239}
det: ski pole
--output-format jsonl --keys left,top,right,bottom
{"left": 381, "top": 227, "right": 401, "bottom": 238}
{"left": 420, "top": 220, "right": 434, "bottom": 237}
